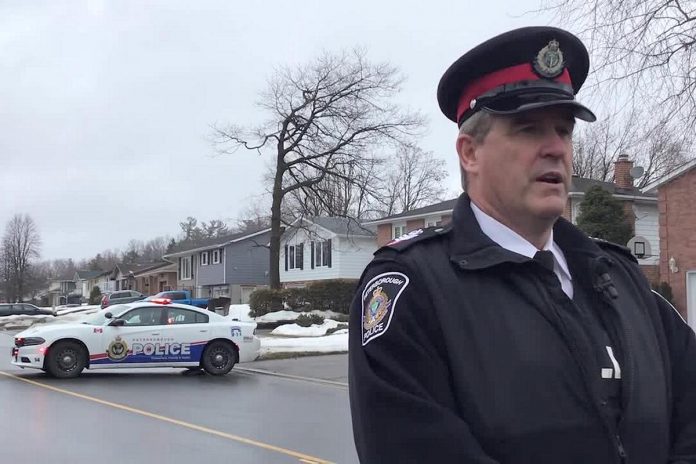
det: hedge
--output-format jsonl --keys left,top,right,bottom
{"left": 248, "top": 279, "right": 357, "bottom": 316}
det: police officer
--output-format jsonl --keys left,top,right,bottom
{"left": 349, "top": 26, "right": 696, "bottom": 463}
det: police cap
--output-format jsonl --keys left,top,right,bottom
{"left": 437, "top": 26, "right": 596, "bottom": 126}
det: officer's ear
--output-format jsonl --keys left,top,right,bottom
{"left": 456, "top": 131, "right": 479, "bottom": 176}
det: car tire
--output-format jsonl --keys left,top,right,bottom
{"left": 46, "top": 341, "right": 87, "bottom": 379}
{"left": 201, "top": 341, "right": 237, "bottom": 376}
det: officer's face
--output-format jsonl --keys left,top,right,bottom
{"left": 457, "top": 106, "right": 574, "bottom": 232}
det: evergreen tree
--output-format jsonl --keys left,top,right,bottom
{"left": 576, "top": 186, "right": 633, "bottom": 245}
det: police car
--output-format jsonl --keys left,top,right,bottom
{"left": 11, "top": 299, "right": 260, "bottom": 378}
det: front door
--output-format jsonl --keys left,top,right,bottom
{"left": 92, "top": 305, "right": 168, "bottom": 368}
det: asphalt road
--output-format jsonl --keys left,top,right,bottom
{"left": 0, "top": 331, "right": 357, "bottom": 464}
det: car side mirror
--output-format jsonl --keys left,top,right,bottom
{"left": 104, "top": 312, "right": 113, "bottom": 319}
{"left": 109, "top": 319, "right": 125, "bottom": 327}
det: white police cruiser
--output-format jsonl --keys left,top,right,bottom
{"left": 11, "top": 299, "right": 260, "bottom": 378}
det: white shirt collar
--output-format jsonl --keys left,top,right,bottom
{"left": 470, "top": 201, "right": 572, "bottom": 283}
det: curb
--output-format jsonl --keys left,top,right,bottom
{"left": 235, "top": 366, "right": 348, "bottom": 388}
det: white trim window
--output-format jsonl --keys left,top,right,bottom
{"left": 212, "top": 249, "right": 221, "bottom": 264}
{"left": 393, "top": 224, "right": 406, "bottom": 239}
{"left": 285, "top": 243, "right": 304, "bottom": 270}
{"left": 314, "top": 240, "right": 331, "bottom": 268}
{"left": 425, "top": 216, "right": 441, "bottom": 228}
{"left": 201, "top": 251, "right": 209, "bottom": 266}
{"left": 180, "top": 256, "right": 192, "bottom": 280}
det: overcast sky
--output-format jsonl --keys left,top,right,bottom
{"left": 0, "top": 0, "right": 561, "bottom": 261}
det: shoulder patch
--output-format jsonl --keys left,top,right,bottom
{"left": 381, "top": 225, "right": 451, "bottom": 253}
{"left": 361, "top": 272, "right": 409, "bottom": 346}
{"left": 591, "top": 237, "right": 637, "bottom": 263}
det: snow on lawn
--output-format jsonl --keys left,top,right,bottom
{"left": 271, "top": 319, "right": 342, "bottom": 337}
{"left": 55, "top": 305, "right": 101, "bottom": 316}
{"left": 0, "top": 305, "right": 102, "bottom": 329}
{"left": 225, "top": 305, "right": 346, "bottom": 324}
{"left": 260, "top": 332, "right": 348, "bottom": 355}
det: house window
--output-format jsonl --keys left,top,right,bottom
{"left": 425, "top": 216, "right": 440, "bottom": 228}
{"left": 634, "top": 241, "right": 646, "bottom": 258}
{"left": 393, "top": 224, "right": 406, "bottom": 239}
{"left": 212, "top": 249, "right": 221, "bottom": 264}
{"left": 181, "top": 256, "right": 192, "bottom": 280}
{"left": 313, "top": 240, "right": 332, "bottom": 268}
{"left": 285, "top": 244, "right": 304, "bottom": 270}
{"left": 201, "top": 251, "right": 209, "bottom": 266}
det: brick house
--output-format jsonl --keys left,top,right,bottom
{"left": 642, "top": 158, "right": 696, "bottom": 323}
{"left": 364, "top": 155, "right": 659, "bottom": 279}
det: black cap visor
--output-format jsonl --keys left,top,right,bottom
{"left": 472, "top": 89, "right": 596, "bottom": 123}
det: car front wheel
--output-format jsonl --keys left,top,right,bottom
{"left": 201, "top": 341, "right": 237, "bottom": 376}
{"left": 46, "top": 341, "right": 87, "bottom": 379}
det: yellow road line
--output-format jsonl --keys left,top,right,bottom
{"left": 0, "top": 371, "right": 333, "bottom": 464}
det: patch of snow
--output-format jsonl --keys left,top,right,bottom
{"left": 252, "top": 309, "right": 347, "bottom": 323}
{"left": 254, "top": 310, "right": 300, "bottom": 322}
{"left": 260, "top": 332, "right": 348, "bottom": 355}
{"left": 271, "top": 319, "right": 342, "bottom": 337}
{"left": 55, "top": 305, "right": 101, "bottom": 316}
{"left": 225, "top": 304, "right": 254, "bottom": 322}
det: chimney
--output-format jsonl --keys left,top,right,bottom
{"left": 613, "top": 153, "right": 634, "bottom": 189}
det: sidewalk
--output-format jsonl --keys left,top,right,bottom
{"left": 244, "top": 353, "right": 348, "bottom": 384}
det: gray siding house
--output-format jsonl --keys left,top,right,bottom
{"left": 163, "top": 228, "right": 271, "bottom": 304}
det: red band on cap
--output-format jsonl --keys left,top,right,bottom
{"left": 456, "top": 63, "right": 571, "bottom": 123}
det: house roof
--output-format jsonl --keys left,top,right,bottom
{"left": 307, "top": 217, "right": 375, "bottom": 238}
{"left": 164, "top": 227, "right": 271, "bottom": 258}
{"left": 569, "top": 176, "right": 656, "bottom": 199}
{"left": 361, "top": 198, "right": 459, "bottom": 225}
{"left": 131, "top": 261, "right": 177, "bottom": 277}
{"left": 642, "top": 158, "right": 696, "bottom": 192}
{"left": 363, "top": 175, "right": 657, "bottom": 225}
{"left": 74, "top": 270, "right": 105, "bottom": 280}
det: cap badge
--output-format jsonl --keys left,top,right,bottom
{"left": 533, "top": 39, "right": 564, "bottom": 78}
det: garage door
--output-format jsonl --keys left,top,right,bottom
{"left": 688, "top": 271, "right": 696, "bottom": 331}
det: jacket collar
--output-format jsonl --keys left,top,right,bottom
{"left": 448, "top": 193, "right": 609, "bottom": 270}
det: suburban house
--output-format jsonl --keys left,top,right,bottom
{"left": 47, "top": 279, "right": 77, "bottom": 306}
{"left": 73, "top": 270, "right": 107, "bottom": 301}
{"left": 93, "top": 270, "right": 116, "bottom": 294}
{"left": 363, "top": 155, "right": 659, "bottom": 280}
{"left": 132, "top": 261, "right": 178, "bottom": 295}
{"left": 163, "top": 228, "right": 271, "bottom": 304}
{"left": 642, "top": 158, "right": 696, "bottom": 324}
{"left": 280, "top": 217, "right": 377, "bottom": 287}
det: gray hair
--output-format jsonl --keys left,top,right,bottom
{"left": 458, "top": 111, "right": 494, "bottom": 190}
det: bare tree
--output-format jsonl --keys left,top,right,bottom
{"left": 635, "top": 120, "right": 692, "bottom": 188}
{"left": 539, "top": 0, "right": 696, "bottom": 129}
{"left": 213, "top": 49, "right": 423, "bottom": 288}
{"left": 572, "top": 112, "right": 691, "bottom": 186}
{"left": 378, "top": 144, "right": 448, "bottom": 216}
{"left": 0, "top": 214, "right": 41, "bottom": 302}
{"left": 232, "top": 200, "right": 272, "bottom": 234}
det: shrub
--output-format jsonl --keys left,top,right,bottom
{"left": 284, "top": 287, "right": 309, "bottom": 312}
{"left": 89, "top": 286, "right": 102, "bottom": 305}
{"left": 248, "top": 289, "right": 286, "bottom": 317}
{"left": 295, "top": 313, "right": 325, "bottom": 327}
{"left": 303, "top": 279, "right": 357, "bottom": 314}
{"left": 326, "top": 323, "right": 349, "bottom": 334}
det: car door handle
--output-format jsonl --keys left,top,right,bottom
{"left": 151, "top": 333, "right": 160, "bottom": 336}
{"left": 199, "top": 329, "right": 208, "bottom": 333}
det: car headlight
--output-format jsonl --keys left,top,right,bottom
{"left": 15, "top": 337, "right": 46, "bottom": 347}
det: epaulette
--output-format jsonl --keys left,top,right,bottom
{"left": 591, "top": 237, "right": 638, "bottom": 264}
{"left": 378, "top": 225, "right": 452, "bottom": 253}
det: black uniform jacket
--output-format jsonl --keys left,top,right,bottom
{"left": 349, "top": 194, "right": 696, "bottom": 464}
